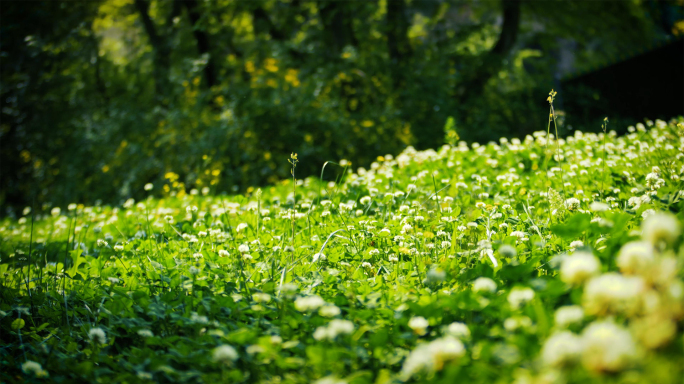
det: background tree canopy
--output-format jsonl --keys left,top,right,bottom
{"left": 1, "top": 0, "right": 682, "bottom": 213}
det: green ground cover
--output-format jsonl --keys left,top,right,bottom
{"left": 1, "top": 118, "right": 684, "bottom": 383}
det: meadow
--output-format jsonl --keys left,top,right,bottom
{"left": 1, "top": 117, "right": 684, "bottom": 383}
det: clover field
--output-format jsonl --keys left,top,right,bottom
{"left": 2, "top": 119, "right": 684, "bottom": 384}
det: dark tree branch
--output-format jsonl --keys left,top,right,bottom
{"left": 491, "top": 0, "right": 521, "bottom": 56}
{"left": 184, "top": 0, "right": 217, "bottom": 89}
{"left": 318, "top": 0, "right": 357, "bottom": 57}
{"left": 134, "top": 0, "right": 171, "bottom": 97}
{"left": 455, "top": 0, "right": 521, "bottom": 103}
{"left": 253, "top": 6, "right": 286, "bottom": 40}
{"left": 386, "top": 0, "right": 412, "bottom": 89}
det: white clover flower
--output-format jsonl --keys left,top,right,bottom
{"left": 378, "top": 228, "right": 391, "bottom": 237}
{"left": 580, "top": 320, "right": 638, "bottom": 373}
{"left": 313, "top": 319, "right": 354, "bottom": 341}
{"left": 508, "top": 287, "right": 535, "bottom": 309}
{"left": 22, "top": 360, "right": 48, "bottom": 377}
{"left": 446, "top": 322, "right": 470, "bottom": 339}
{"left": 213, "top": 344, "right": 239, "bottom": 363}
{"left": 641, "top": 209, "right": 655, "bottom": 219}
{"left": 253, "top": 293, "right": 271, "bottom": 303}
{"left": 107, "top": 277, "right": 120, "bottom": 284}
{"left": 314, "top": 376, "right": 347, "bottom": 384}
{"left": 218, "top": 250, "right": 229, "bottom": 257}
{"left": 294, "top": 295, "right": 326, "bottom": 312}
{"left": 401, "top": 336, "right": 465, "bottom": 379}
{"left": 541, "top": 331, "right": 582, "bottom": 368}
{"left": 137, "top": 329, "right": 154, "bottom": 338}
{"left": 408, "top": 316, "right": 429, "bottom": 335}
{"left": 590, "top": 201, "right": 610, "bottom": 212}
{"left": 510, "top": 231, "right": 525, "bottom": 239}
{"left": 564, "top": 198, "right": 581, "bottom": 211}
{"left": 503, "top": 316, "right": 532, "bottom": 331}
{"left": 88, "top": 327, "right": 107, "bottom": 345}
{"left": 389, "top": 254, "right": 399, "bottom": 263}
{"left": 313, "top": 253, "right": 326, "bottom": 263}
{"left": 583, "top": 273, "right": 645, "bottom": 316}
{"left": 616, "top": 241, "right": 654, "bottom": 275}
{"left": 554, "top": 306, "right": 584, "bottom": 328}
{"left": 238, "top": 244, "right": 250, "bottom": 253}
{"left": 97, "top": 239, "right": 108, "bottom": 248}
{"left": 319, "top": 305, "right": 341, "bottom": 317}
{"left": 360, "top": 196, "right": 371, "bottom": 205}
{"left": 568, "top": 240, "right": 584, "bottom": 251}
{"left": 51, "top": 207, "right": 61, "bottom": 216}
{"left": 144, "top": 183, "right": 153, "bottom": 191}
{"left": 641, "top": 211, "right": 681, "bottom": 246}
{"left": 164, "top": 215, "right": 174, "bottom": 223}
{"left": 113, "top": 244, "right": 124, "bottom": 252}
{"left": 362, "top": 262, "right": 372, "bottom": 269}
{"left": 425, "top": 268, "right": 446, "bottom": 284}
{"left": 560, "top": 251, "right": 600, "bottom": 285}
{"left": 472, "top": 277, "right": 497, "bottom": 293}
{"left": 236, "top": 223, "right": 249, "bottom": 233}
{"left": 368, "top": 249, "right": 380, "bottom": 256}
{"left": 328, "top": 319, "right": 354, "bottom": 337}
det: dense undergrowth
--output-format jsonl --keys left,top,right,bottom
{"left": 1, "top": 118, "right": 684, "bottom": 383}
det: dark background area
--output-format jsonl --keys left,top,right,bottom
{"left": 1, "top": 0, "right": 683, "bottom": 215}
{"left": 562, "top": 38, "right": 684, "bottom": 132}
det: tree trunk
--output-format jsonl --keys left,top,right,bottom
{"left": 184, "top": 0, "right": 217, "bottom": 89}
{"left": 387, "top": 0, "right": 411, "bottom": 89}
{"left": 134, "top": 0, "right": 171, "bottom": 98}
{"left": 455, "top": 0, "right": 521, "bottom": 103}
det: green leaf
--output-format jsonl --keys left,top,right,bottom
{"left": 11, "top": 318, "right": 25, "bottom": 330}
{"left": 550, "top": 213, "right": 591, "bottom": 239}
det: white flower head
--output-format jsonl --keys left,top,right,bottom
{"left": 213, "top": 344, "right": 239, "bottom": 363}
{"left": 554, "top": 306, "right": 584, "bottom": 328}
{"left": 446, "top": 322, "right": 470, "bottom": 339}
{"left": 22, "top": 360, "right": 48, "bottom": 377}
{"left": 253, "top": 293, "right": 271, "bottom": 303}
{"left": 401, "top": 336, "right": 465, "bottom": 379}
{"left": 472, "top": 277, "right": 497, "bottom": 293}
{"left": 590, "top": 201, "right": 610, "bottom": 212}
{"left": 641, "top": 211, "right": 680, "bottom": 246}
{"left": 137, "top": 329, "right": 154, "bottom": 338}
{"left": 319, "top": 305, "right": 341, "bottom": 317}
{"left": 294, "top": 295, "right": 326, "bottom": 312}
{"left": 88, "top": 327, "right": 107, "bottom": 345}
{"left": 564, "top": 198, "right": 581, "bottom": 211}
{"left": 508, "top": 287, "right": 535, "bottom": 309}
{"left": 560, "top": 251, "right": 601, "bottom": 285}
{"left": 583, "top": 273, "right": 645, "bottom": 316}
{"left": 541, "top": 331, "right": 582, "bottom": 368}
{"left": 408, "top": 316, "right": 429, "bottom": 335}
{"left": 616, "top": 241, "right": 654, "bottom": 275}
{"left": 580, "top": 320, "right": 638, "bottom": 373}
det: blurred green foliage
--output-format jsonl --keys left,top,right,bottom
{"left": 0, "top": 0, "right": 679, "bottom": 213}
